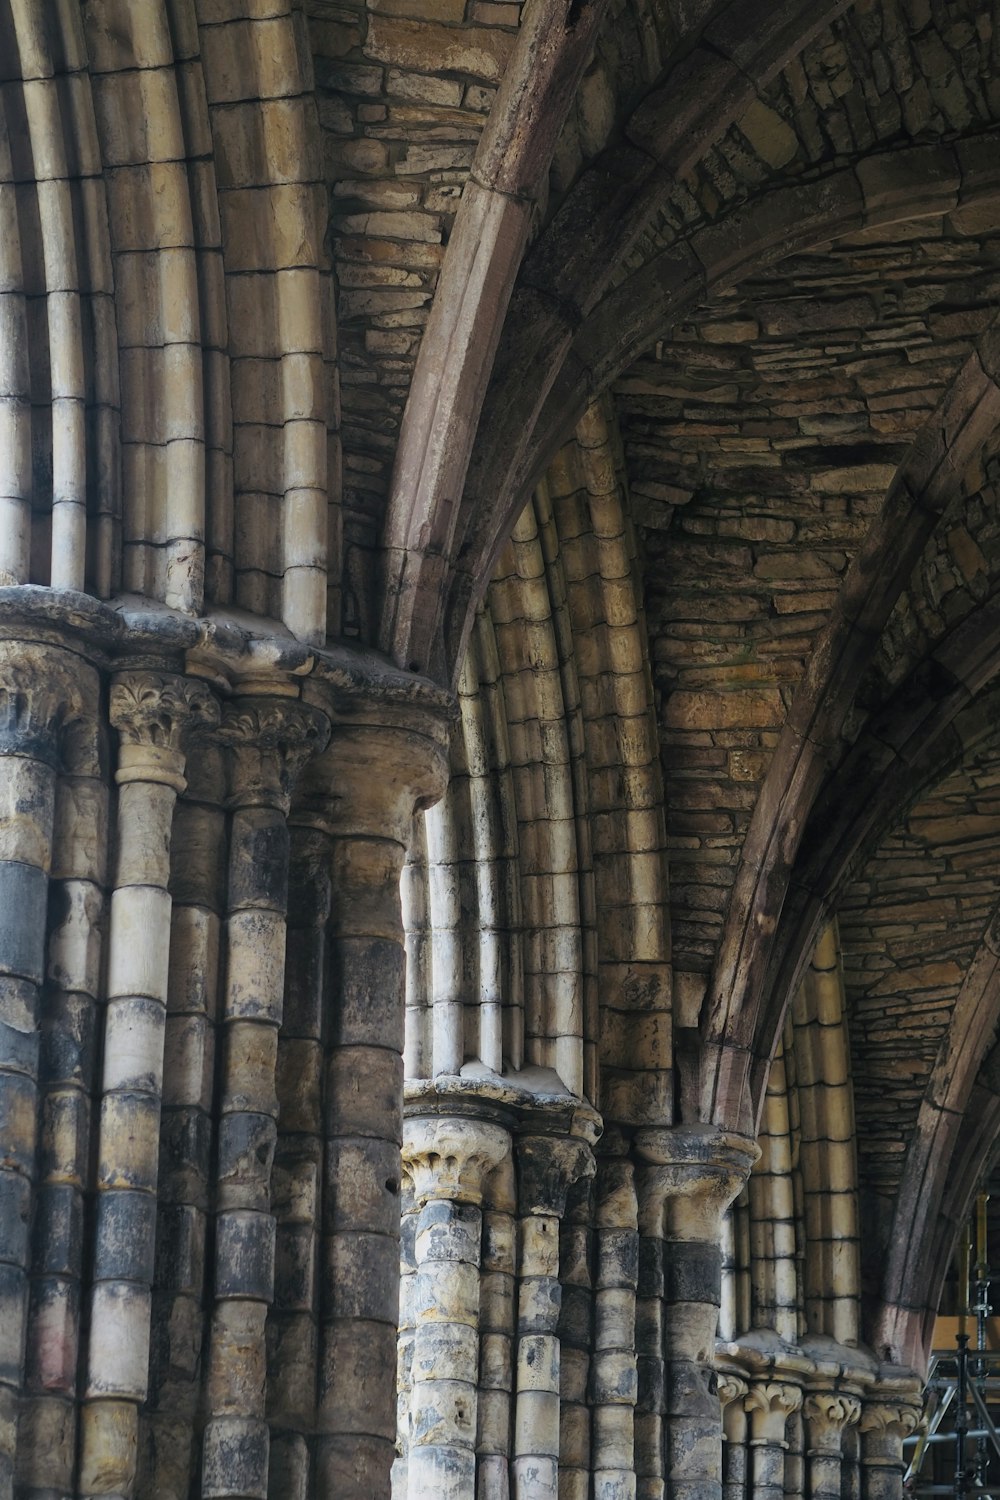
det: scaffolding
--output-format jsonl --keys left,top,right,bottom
{"left": 905, "top": 1195, "right": 998, "bottom": 1498}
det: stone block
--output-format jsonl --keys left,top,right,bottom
{"left": 215, "top": 1209, "right": 276, "bottom": 1302}
{"left": 94, "top": 1189, "right": 157, "bottom": 1282}
{"left": 31, "top": 1182, "right": 82, "bottom": 1276}
{"left": 0, "top": 861, "right": 48, "bottom": 984}
{"left": 364, "top": 17, "right": 514, "bottom": 84}
{"left": 201, "top": 1415, "right": 269, "bottom": 1500}
{"left": 325, "top": 1230, "right": 399, "bottom": 1322}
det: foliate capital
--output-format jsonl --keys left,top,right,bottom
{"left": 745, "top": 1377, "right": 803, "bottom": 1442}
{"left": 403, "top": 1115, "right": 510, "bottom": 1206}
{"left": 0, "top": 643, "right": 89, "bottom": 766}
{"left": 111, "top": 672, "right": 220, "bottom": 789}
{"left": 219, "top": 698, "right": 331, "bottom": 810}
{"left": 804, "top": 1390, "right": 862, "bottom": 1447}
{"left": 634, "top": 1124, "right": 758, "bottom": 1240}
{"left": 516, "top": 1133, "right": 596, "bottom": 1217}
{"left": 716, "top": 1371, "right": 749, "bottom": 1409}
{"left": 859, "top": 1400, "right": 921, "bottom": 1440}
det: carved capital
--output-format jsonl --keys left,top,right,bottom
{"left": 635, "top": 1125, "right": 759, "bottom": 1240}
{"left": 294, "top": 719, "right": 450, "bottom": 844}
{"left": 0, "top": 643, "right": 89, "bottom": 767}
{"left": 219, "top": 698, "right": 331, "bottom": 810}
{"left": 403, "top": 1115, "right": 510, "bottom": 1206}
{"left": 746, "top": 1380, "right": 804, "bottom": 1419}
{"left": 111, "top": 672, "right": 219, "bottom": 789}
{"left": 804, "top": 1391, "right": 862, "bottom": 1450}
{"left": 859, "top": 1400, "right": 920, "bottom": 1440}
{"left": 517, "top": 1133, "right": 596, "bottom": 1218}
{"left": 745, "top": 1377, "right": 803, "bottom": 1444}
{"left": 717, "top": 1371, "right": 749, "bottom": 1409}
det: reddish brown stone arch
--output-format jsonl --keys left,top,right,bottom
{"left": 692, "top": 322, "right": 1000, "bottom": 1131}
{"left": 871, "top": 1070, "right": 1000, "bottom": 1370}
{"left": 377, "top": 0, "right": 610, "bottom": 676}
{"left": 441, "top": 133, "right": 1000, "bottom": 682}
{"left": 377, "top": 0, "right": 854, "bottom": 680}
{"left": 872, "top": 910, "right": 1000, "bottom": 1367}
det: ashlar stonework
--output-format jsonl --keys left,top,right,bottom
{"left": 1, "top": 1, "right": 1000, "bottom": 1497}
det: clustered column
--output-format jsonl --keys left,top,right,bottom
{"left": 401, "top": 1113, "right": 510, "bottom": 1498}
{"left": 859, "top": 1385, "right": 921, "bottom": 1500}
{"left": 635, "top": 1126, "right": 758, "bottom": 1500}
{"left": 512, "top": 1134, "right": 596, "bottom": 1498}
{"left": 201, "top": 699, "right": 329, "bottom": 1499}
{"left": 296, "top": 719, "right": 449, "bottom": 1500}
{"left": 0, "top": 643, "right": 87, "bottom": 1497}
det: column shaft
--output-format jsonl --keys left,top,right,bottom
{"left": 403, "top": 1115, "right": 509, "bottom": 1500}
{"left": 511, "top": 1135, "right": 595, "bottom": 1500}
{"left": 0, "top": 645, "right": 86, "bottom": 1498}
{"left": 144, "top": 752, "right": 227, "bottom": 1498}
{"left": 592, "top": 1154, "right": 638, "bottom": 1500}
{"left": 859, "top": 1395, "right": 920, "bottom": 1500}
{"left": 745, "top": 1380, "right": 802, "bottom": 1500}
{"left": 81, "top": 672, "right": 216, "bottom": 1499}
{"left": 804, "top": 1392, "right": 861, "bottom": 1500}
{"left": 635, "top": 1127, "right": 757, "bottom": 1500}
{"left": 477, "top": 1160, "right": 516, "bottom": 1500}
{"left": 202, "top": 700, "right": 326, "bottom": 1500}
{"left": 717, "top": 1373, "right": 749, "bottom": 1500}
{"left": 299, "top": 718, "right": 449, "bottom": 1500}
{"left": 267, "top": 828, "right": 333, "bottom": 1500}
{"left": 21, "top": 756, "right": 106, "bottom": 1495}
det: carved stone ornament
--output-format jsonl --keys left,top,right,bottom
{"left": 111, "top": 673, "right": 219, "bottom": 751}
{"left": 403, "top": 1115, "right": 510, "bottom": 1206}
{"left": 111, "top": 672, "right": 220, "bottom": 790}
{"left": 859, "top": 1401, "right": 920, "bottom": 1439}
{"left": 0, "top": 645, "right": 88, "bottom": 765}
{"left": 804, "top": 1390, "right": 862, "bottom": 1441}
{"left": 745, "top": 1380, "right": 804, "bottom": 1418}
{"left": 716, "top": 1372, "right": 750, "bottom": 1409}
{"left": 219, "top": 698, "right": 331, "bottom": 808}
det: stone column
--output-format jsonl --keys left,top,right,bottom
{"left": 859, "top": 1388, "right": 921, "bottom": 1500}
{"left": 81, "top": 672, "right": 217, "bottom": 1499}
{"left": 267, "top": 825, "right": 334, "bottom": 1499}
{"left": 511, "top": 1133, "right": 596, "bottom": 1499}
{"left": 402, "top": 1113, "right": 510, "bottom": 1499}
{"left": 634, "top": 1185, "right": 665, "bottom": 1500}
{"left": 144, "top": 735, "right": 227, "bottom": 1498}
{"left": 295, "top": 714, "right": 450, "bottom": 1500}
{"left": 476, "top": 1149, "right": 517, "bottom": 1500}
{"left": 716, "top": 1371, "right": 748, "bottom": 1500}
{"left": 745, "top": 1379, "right": 802, "bottom": 1500}
{"left": 0, "top": 643, "right": 88, "bottom": 1498}
{"left": 591, "top": 1150, "right": 639, "bottom": 1500}
{"left": 201, "top": 699, "right": 328, "bottom": 1500}
{"left": 634, "top": 1126, "right": 758, "bottom": 1500}
{"left": 803, "top": 1390, "right": 861, "bottom": 1500}
{"left": 20, "top": 675, "right": 105, "bottom": 1497}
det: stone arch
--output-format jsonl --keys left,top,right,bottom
{"left": 744, "top": 652, "right": 1000, "bottom": 1138}
{"left": 378, "top": 0, "right": 854, "bottom": 680}
{"left": 696, "top": 318, "right": 1000, "bottom": 1131}
{"left": 442, "top": 132, "right": 1000, "bottom": 682}
{"left": 402, "top": 400, "right": 671, "bottom": 1121}
{"left": 0, "top": 1, "right": 118, "bottom": 596}
{"left": 873, "top": 899, "right": 1000, "bottom": 1366}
